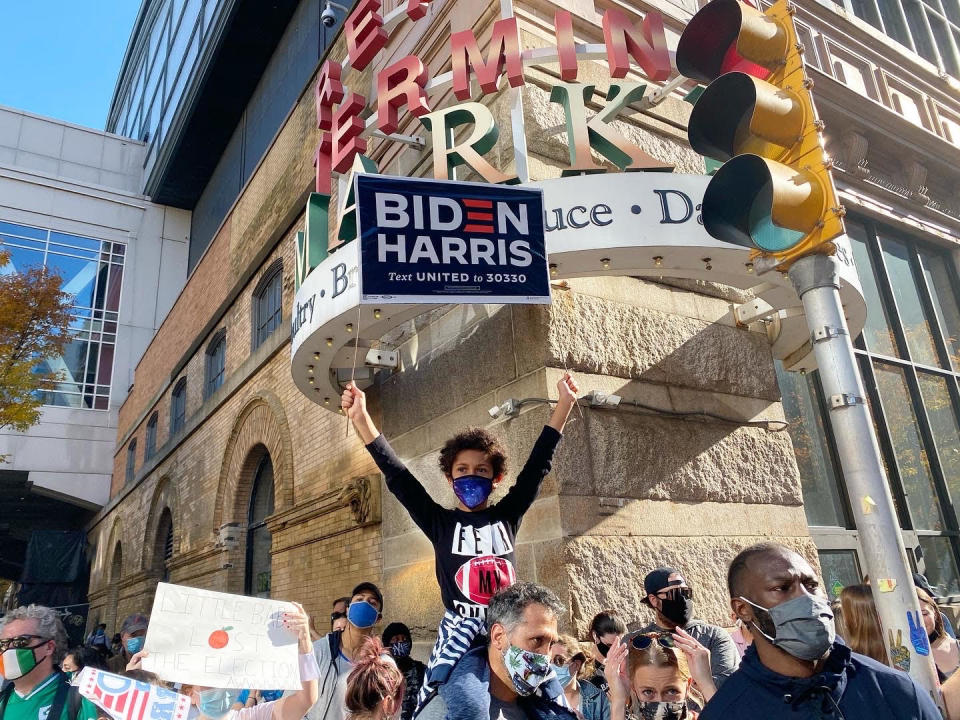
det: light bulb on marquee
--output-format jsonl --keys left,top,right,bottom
{"left": 601, "top": 257, "right": 611, "bottom": 270}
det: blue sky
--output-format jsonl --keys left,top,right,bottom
{"left": 0, "top": 2, "right": 141, "bottom": 131}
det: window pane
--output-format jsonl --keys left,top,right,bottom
{"left": 819, "top": 550, "right": 863, "bottom": 600}
{"left": 873, "top": 362, "right": 946, "bottom": 530}
{"left": 775, "top": 363, "right": 847, "bottom": 527}
{"left": 849, "top": 223, "right": 899, "bottom": 356}
{"left": 920, "top": 251, "right": 960, "bottom": 371}
{"left": 880, "top": 236, "right": 941, "bottom": 366}
{"left": 878, "top": 0, "right": 914, "bottom": 45}
{"left": 916, "top": 372, "right": 960, "bottom": 506}
{"left": 918, "top": 536, "right": 960, "bottom": 595}
{"left": 852, "top": 0, "right": 885, "bottom": 29}
{"left": 930, "top": 15, "right": 960, "bottom": 75}
{"left": 48, "top": 253, "right": 97, "bottom": 309}
{"left": 905, "top": 0, "right": 940, "bottom": 63}
{"left": 248, "top": 527, "right": 272, "bottom": 598}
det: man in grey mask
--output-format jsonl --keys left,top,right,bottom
{"left": 700, "top": 542, "right": 939, "bottom": 719}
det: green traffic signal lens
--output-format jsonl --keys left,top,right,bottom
{"left": 748, "top": 182, "right": 805, "bottom": 252}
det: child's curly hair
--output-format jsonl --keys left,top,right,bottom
{"left": 438, "top": 427, "right": 509, "bottom": 479}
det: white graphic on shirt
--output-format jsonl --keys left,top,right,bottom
{"left": 450, "top": 521, "right": 514, "bottom": 556}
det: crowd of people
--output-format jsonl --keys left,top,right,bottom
{"left": 1, "top": 372, "right": 958, "bottom": 719}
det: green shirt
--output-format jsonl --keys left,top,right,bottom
{"left": 3, "top": 674, "right": 99, "bottom": 720}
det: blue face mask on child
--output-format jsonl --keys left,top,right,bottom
{"left": 198, "top": 689, "right": 239, "bottom": 719}
{"left": 125, "top": 636, "right": 145, "bottom": 655}
{"left": 347, "top": 600, "right": 379, "bottom": 629}
{"left": 452, "top": 475, "right": 493, "bottom": 509}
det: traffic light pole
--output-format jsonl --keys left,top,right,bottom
{"left": 789, "top": 253, "right": 943, "bottom": 704}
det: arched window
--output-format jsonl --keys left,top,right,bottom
{"left": 154, "top": 509, "right": 174, "bottom": 583}
{"left": 145, "top": 412, "right": 158, "bottom": 460}
{"left": 245, "top": 455, "right": 275, "bottom": 598}
{"left": 110, "top": 542, "right": 123, "bottom": 583}
{"left": 252, "top": 261, "right": 283, "bottom": 350}
{"left": 125, "top": 440, "right": 137, "bottom": 484}
{"left": 205, "top": 330, "right": 226, "bottom": 399}
{"left": 171, "top": 377, "right": 187, "bottom": 435}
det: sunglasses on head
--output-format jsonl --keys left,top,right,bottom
{"left": 330, "top": 611, "right": 346, "bottom": 621}
{"left": 656, "top": 586, "right": 693, "bottom": 600}
{"left": 631, "top": 632, "right": 676, "bottom": 650}
{"left": 0, "top": 634, "right": 48, "bottom": 652}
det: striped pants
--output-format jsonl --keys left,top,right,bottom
{"left": 415, "top": 610, "right": 485, "bottom": 713}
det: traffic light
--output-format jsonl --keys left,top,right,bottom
{"left": 677, "top": 0, "right": 844, "bottom": 268}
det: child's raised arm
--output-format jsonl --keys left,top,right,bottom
{"left": 547, "top": 372, "right": 580, "bottom": 433}
{"left": 342, "top": 383, "right": 380, "bottom": 444}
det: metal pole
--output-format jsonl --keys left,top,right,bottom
{"left": 789, "top": 253, "right": 942, "bottom": 703}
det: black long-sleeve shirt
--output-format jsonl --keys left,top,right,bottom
{"left": 366, "top": 426, "right": 562, "bottom": 619}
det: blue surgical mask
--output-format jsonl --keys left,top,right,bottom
{"left": 347, "top": 600, "right": 379, "bottom": 629}
{"left": 198, "top": 689, "right": 239, "bottom": 719}
{"left": 551, "top": 663, "right": 572, "bottom": 687}
{"left": 452, "top": 475, "right": 493, "bottom": 509}
{"left": 259, "top": 691, "right": 283, "bottom": 703}
{"left": 125, "top": 636, "right": 145, "bottom": 654}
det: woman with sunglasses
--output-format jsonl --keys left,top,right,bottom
{"left": 601, "top": 629, "right": 716, "bottom": 720}
{"left": 550, "top": 635, "right": 609, "bottom": 720}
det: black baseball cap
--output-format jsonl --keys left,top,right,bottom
{"left": 382, "top": 622, "right": 411, "bottom": 644}
{"left": 351, "top": 581, "right": 384, "bottom": 612}
{"left": 642, "top": 568, "right": 686, "bottom": 605}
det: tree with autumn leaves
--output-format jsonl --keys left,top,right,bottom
{"left": 0, "top": 250, "right": 72, "bottom": 451}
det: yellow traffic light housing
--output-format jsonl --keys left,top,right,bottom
{"left": 677, "top": 0, "right": 845, "bottom": 268}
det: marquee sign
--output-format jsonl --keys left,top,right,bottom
{"left": 290, "top": 0, "right": 867, "bottom": 408}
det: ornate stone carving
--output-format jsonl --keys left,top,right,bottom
{"left": 840, "top": 130, "right": 870, "bottom": 178}
{"left": 904, "top": 160, "right": 930, "bottom": 205}
{"left": 339, "top": 475, "right": 380, "bottom": 524}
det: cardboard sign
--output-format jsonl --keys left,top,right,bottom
{"left": 355, "top": 175, "right": 550, "bottom": 304}
{"left": 77, "top": 667, "right": 191, "bottom": 720}
{"left": 141, "top": 582, "right": 301, "bottom": 690}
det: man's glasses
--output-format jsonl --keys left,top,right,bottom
{"left": 0, "top": 634, "right": 47, "bottom": 652}
{"left": 330, "top": 612, "right": 346, "bottom": 621}
{"left": 631, "top": 632, "right": 676, "bottom": 650}
{"left": 656, "top": 586, "right": 693, "bottom": 601}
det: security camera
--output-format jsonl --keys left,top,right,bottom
{"left": 321, "top": 5, "right": 337, "bottom": 27}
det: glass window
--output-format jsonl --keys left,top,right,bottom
{"left": 849, "top": 223, "right": 899, "bottom": 356}
{"left": 125, "top": 440, "right": 137, "bottom": 484}
{"left": 873, "top": 362, "right": 946, "bottom": 530}
{"left": 171, "top": 378, "right": 187, "bottom": 435}
{"left": 775, "top": 363, "right": 847, "bottom": 527}
{"left": 919, "top": 251, "right": 960, "bottom": 371}
{"left": 245, "top": 456, "right": 275, "bottom": 598}
{"left": 819, "top": 550, "right": 863, "bottom": 600}
{"left": 205, "top": 333, "right": 226, "bottom": 398}
{"left": 145, "top": 413, "right": 158, "bottom": 460}
{"left": 254, "top": 266, "right": 283, "bottom": 349}
{"left": 916, "top": 373, "right": 960, "bottom": 505}
{"left": 0, "top": 221, "right": 123, "bottom": 410}
{"left": 918, "top": 536, "right": 960, "bottom": 595}
{"left": 880, "top": 236, "right": 941, "bottom": 367}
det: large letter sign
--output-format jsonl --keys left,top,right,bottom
{"left": 355, "top": 175, "right": 549, "bottom": 304}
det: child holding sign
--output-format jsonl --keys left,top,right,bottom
{"left": 341, "top": 372, "right": 579, "bottom": 708}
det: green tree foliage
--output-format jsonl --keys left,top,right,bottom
{"left": 0, "top": 250, "right": 72, "bottom": 439}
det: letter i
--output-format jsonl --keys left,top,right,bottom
{"left": 413, "top": 195, "right": 424, "bottom": 230}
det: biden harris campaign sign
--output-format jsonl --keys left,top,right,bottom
{"left": 355, "top": 175, "right": 549, "bottom": 304}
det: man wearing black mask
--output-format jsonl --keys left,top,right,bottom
{"left": 701, "top": 543, "right": 939, "bottom": 719}
{"left": 631, "top": 567, "right": 739, "bottom": 688}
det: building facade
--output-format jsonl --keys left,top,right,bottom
{"left": 0, "top": 105, "right": 188, "bottom": 582}
{"left": 84, "top": 0, "right": 960, "bottom": 645}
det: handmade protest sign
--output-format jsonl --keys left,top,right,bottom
{"left": 141, "top": 582, "right": 301, "bottom": 689}
{"left": 77, "top": 667, "right": 191, "bottom": 720}
{"left": 355, "top": 175, "right": 549, "bottom": 304}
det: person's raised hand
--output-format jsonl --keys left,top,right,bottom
{"left": 125, "top": 649, "right": 148, "bottom": 672}
{"left": 671, "top": 627, "right": 716, "bottom": 701}
{"left": 283, "top": 602, "right": 312, "bottom": 653}
{"left": 603, "top": 636, "right": 629, "bottom": 706}
{"left": 340, "top": 382, "right": 367, "bottom": 422}
{"left": 557, "top": 372, "right": 579, "bottom": 407}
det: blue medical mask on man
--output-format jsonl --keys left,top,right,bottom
{"left": 125, "top": 636, "right": 145, "bottom": 655}
{"left": 347, "top": 600, "right": 379, "bottom": 629}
